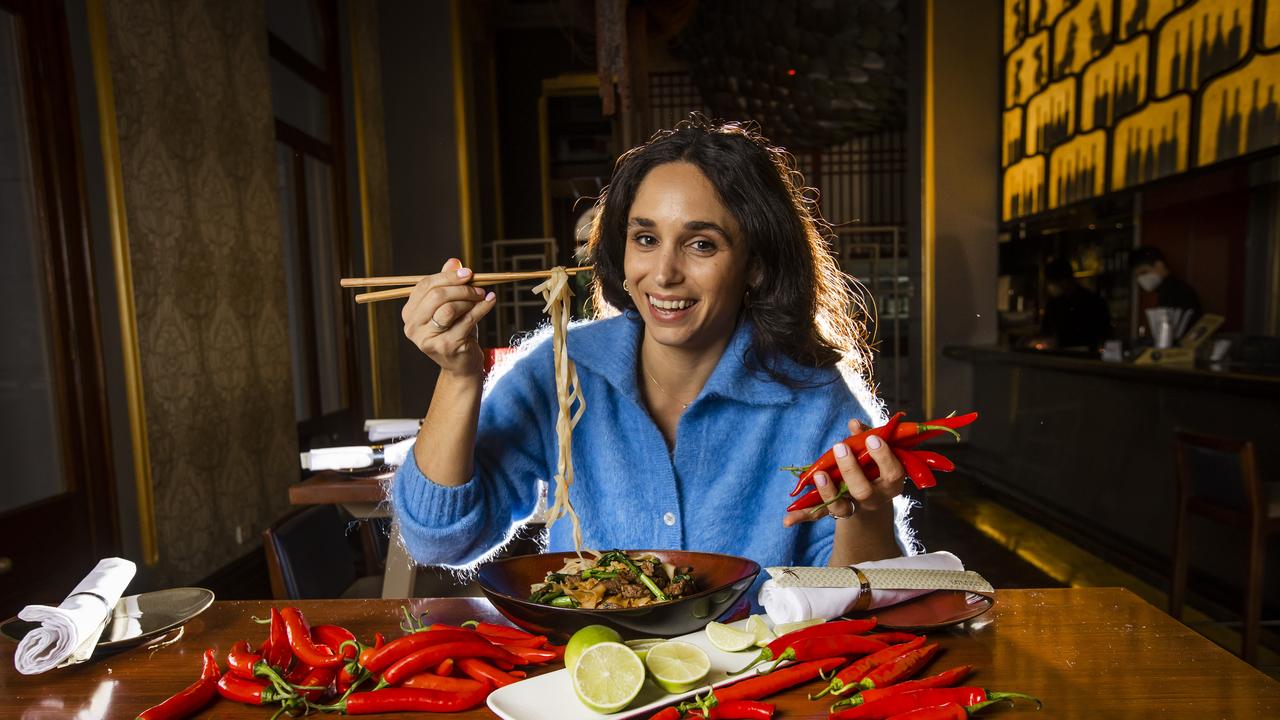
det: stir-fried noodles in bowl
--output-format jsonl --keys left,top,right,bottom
{"left": 476, "top": 549, "right": 760, "bottom": 640}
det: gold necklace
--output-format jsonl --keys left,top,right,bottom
{"left": 644, "top": 366, "right": 693, "bottom": 409}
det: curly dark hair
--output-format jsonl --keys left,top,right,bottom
{"left": 584, "top": 116, "right": 873, "bottom": 384}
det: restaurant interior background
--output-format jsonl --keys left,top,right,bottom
{"left": 2, "top": 0, "right": 1278, "bottom": 670}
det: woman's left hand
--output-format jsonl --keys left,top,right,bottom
{"left": 782, "top": 418, "right": 907, "bottom": 526}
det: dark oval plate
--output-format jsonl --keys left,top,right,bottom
{"left": 477, "top": 550, "right": 760, "bottom": 641}
{"left": 0, "top": 587, "right": 214, "bottom": 654}
{"left": 851, "top": 590, "right": 995, "bottom": 631}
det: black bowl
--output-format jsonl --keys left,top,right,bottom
{"left": 476, "top": 550, "right": 760, "bottom": 641}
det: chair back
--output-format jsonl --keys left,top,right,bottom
{"left": 263, "top": 505, "right": 359, "bottom": 599}
{"left": 1174, "top": 430, "right": 1262, "bottom": 520}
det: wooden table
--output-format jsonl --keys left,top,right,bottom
{"left": 289, "top": 472, "right": 416, "bottom": 599}
{"left": 3, "top": 589, "right": 1278, "bottom": 718}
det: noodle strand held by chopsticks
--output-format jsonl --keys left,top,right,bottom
{"left": 531, "top": 267, "right": 587, "bottom": 554}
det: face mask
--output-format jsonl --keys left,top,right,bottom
{"left": 1136, "top": 272, "right": 1162, "bottom": 292}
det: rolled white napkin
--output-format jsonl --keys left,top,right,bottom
{"left": 301, "top": 437, "right": 413, "bottom": 471}
{"left": 365, "top": 418, "right": 421, "bottom": 442}
{"left": 15, "top": 557, "right": 136, "bottom": 674}
{"left": 758, "top": 551, "right": 965, "bottom": 624}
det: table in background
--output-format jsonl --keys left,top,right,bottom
{"left": 3, "top": 589, "right": 1279, "bottom": 718}
{"left": 288, "top": 471, "right": 415, "bottom": 599}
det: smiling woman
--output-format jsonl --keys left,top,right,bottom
{"left": 391, "top": 117, "right": 913, "bottom": 580}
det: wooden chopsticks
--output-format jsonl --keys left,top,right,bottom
{"left": 342, "top": 266, "right": 592, "bottom": 304}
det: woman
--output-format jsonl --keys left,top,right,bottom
{"left": 392, "top": 118, "right": 912, "bottom": 573}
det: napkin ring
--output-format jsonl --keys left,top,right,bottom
{"left": 848, "top": 566, "right": 873, "bottom": 612}
{"left": 69, "top": 591, "right": 112, "bottom": 610}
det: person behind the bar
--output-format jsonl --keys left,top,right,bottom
{"left": 1130, "top": 245, "right": 1202, "bottom": 324}
{"left": 390, "top": 117, "right": 913, "bottom": 574}
{"left": 1039, "top": 257, "right": 1112, "bottom": 351}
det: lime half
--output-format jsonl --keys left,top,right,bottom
{"left": 572, "top": 641, "right": 646, "bottom": 714}
{"left": 704, "top": 621, "right": 757, "bottom": 652}
{"left": 644, "top": 641, "right": 711, "bottom": 694}
{"left": 746, "top": 615, "right": 775, "bottom": 648}
{"left": 624, "top": 638, "right": 665, "bottom": 661}
{"left": 565, "top": 624, "right": 623, "bottom": 673}
{"left": 773, "top": 617, "right": 825, "bottom": 637}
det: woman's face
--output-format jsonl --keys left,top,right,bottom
{"left": 622, "top": 161, "right": 752, "bottom": 352}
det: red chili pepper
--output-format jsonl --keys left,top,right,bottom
{"left": 830, "top": 687, "right": 1039, "bottom": 719}
{"left": 226, "top": 639, "right": 293, "bottom": 693}
{"left": 456, "top": 657, "right": 519, "bottom": 688}
{"left": 911, "top": 450, "right": 955, "bottom": 472}
{"left": 733, "top": 635, "right": 886, "bottom": 675}
{"left": 732, "top": 619, "right": 875, "bottom": 674}
{"left": 312, "top": 624, "right": 358, "bottom": 661}
{"left": 380, "top": 641, "right": 521, "bottom": 686}
{"left": 715, "top": 657, "right": 846, "bottom": 704}
{"left": 858, "top": 643, "right": 940, "bottom": 690}
{"left": 136, "top": 648, "right": 220, "bottom": 720}
{"left": 865, "top": 632, "right": 921, "bottom": 645}
{"left": 403, "top": 672, "right": 490, "bottom": 693}
{"left": 790, "top": 413, "right": 906, "bottom": 495}
{"left": 264, "top": 607, "right": 293, "bottom": 670}
{"left": 649, "top": 708, "right": 683, "bottom": 720}
{"left": 503, "top": 644, "right": 560, "bottom": 664}
{"left": 215, "top": 673, "right": 293, "bottom": 705}
{"left": 279, "top": 607, "right": 341, "bottom": 669}
{"left": 323, "top": 686, "right": 489, "bottom": 714}
{"left": 813, "top": 637, "right": 927, "bottom": 698}
{"left": 295, "top": 665, "right": 336, "bottom": 702}
{"left": 508, "top": 669, "right": 528, "bottom": 678}
{"left": 435, "top": 657, "right": 455, "bottom": 675}
{"left": 790, "top": 412, "right": 978, "bottom": 496}
{"left": 483, "top": 631, "right": 548, "bottom": 648}
{"left": 894, "top": 449, "right": 937, "bottom": 489}
{"left": 842, "top": 666, "right": 973, "bottom": 707}
{"left": 360, "top": 628, "right": 488, "bottom": 673}
{"left": 695, "top": 700, "right": 775, "bottom": 719}
{"left": 467, "top": 621, "right": 537, "bottom": 639}
{"left": 881, "top": 699, "right": 1011, "bottom": 720}
{"left": 337, "top": 661, "right": 364, "bottom": 694}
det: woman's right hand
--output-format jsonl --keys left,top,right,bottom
{"left": 402, "top": 258, "right": 497, "bottom": 377}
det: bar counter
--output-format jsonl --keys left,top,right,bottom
{"left": 945, "top": 345, "right": 1280, "bottom": 609}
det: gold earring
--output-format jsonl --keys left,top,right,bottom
{"left": 623, "top": 280, "right": 631, "bottom": 292}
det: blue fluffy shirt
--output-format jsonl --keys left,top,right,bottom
{"left": 391, "top": 312, "right": 906, "bottom": 570}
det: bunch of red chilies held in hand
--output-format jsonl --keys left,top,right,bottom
{"left": 785, "top": 412, "right": 980, "bottom": 514}
{"left": 135, "top": 606, "right": 564, "bottom": 718}
{"left": 647, "top": 618, "right": 1039, "bottom": 720}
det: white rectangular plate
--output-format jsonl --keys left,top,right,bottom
{"left": 487, "top": 619, "right": 764, "bottom": 720}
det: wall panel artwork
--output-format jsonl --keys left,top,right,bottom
{"left": 1053, "top": 0, "right": 1113, "bottom": 78}
{"left": 1152, "top": 0, "right": 1251, "bottom": 99}
{"left": 1081, "top": 34, "right": 1147, "bottom": 131}
{"left": 1264, "top": 0, "right": 1280, "bottom": 50}
{"left": 1196, "top": 52, "right": 1280, "bottom": 166}
{"left": 1006, "top": 31, "right": 1050, "bottom": 107}
{"left": 1117, "top": 0, "right": 1180, "bottom": 40}
{"left": 1004, "top": 155, "right": 1047, "bottom": 221}
{"left": 1005, "top": 107, "right": 1026, "bottom": 166}
{"left": 1001, "top": 0, "right": 1280, "bottom": 221}
{"left": 1050, "top": 129, "right": 1107, "bottom": 206}
{"left": 1026, "top": 77, "right": 1077, "bottom": 156}
{"left": 1111, "top": 94, "right": 1190, "bottom": 189}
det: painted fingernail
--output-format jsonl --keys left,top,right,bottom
{"left": 814, "top": 472, "right": 829, "bottom": 488}
{"left": 485, "top": 291, "right": 495, "bottom": 301}
{"left": 833, "top": 443, "right": 849, "bottom": 458}
{"left": 867, "top": 435, "right": 883, "bottom": 450}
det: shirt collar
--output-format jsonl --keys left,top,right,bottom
{"left": 568, "top": 312, "right": 800, "bottom": 408}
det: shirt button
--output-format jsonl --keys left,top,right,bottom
{"left": 663, "top": 512, "right": 676, "bottom": 526}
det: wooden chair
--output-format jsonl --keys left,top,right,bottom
{"left": 1170, "top": 430, "right": 1280, "bottom": 664}
{"left": 263, "top": 505, "right": 382, "bottom": 600}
